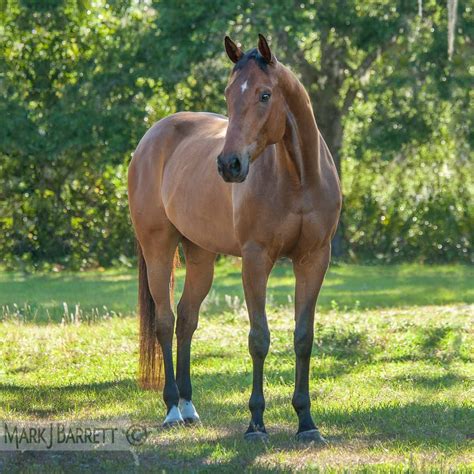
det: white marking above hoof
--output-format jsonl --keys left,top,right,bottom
{"left": 163, "top": 405, "right": 184, "bottom": 427}
{"left": 179, "top": 398, "right": 200, "bottom": 423}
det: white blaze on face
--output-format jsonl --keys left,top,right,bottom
{"left": 241, "top": 80, "right": 248, "bottom": 94}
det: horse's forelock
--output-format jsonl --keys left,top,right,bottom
{"left": 232, "top": 48, "right": 269, "bottom": 73}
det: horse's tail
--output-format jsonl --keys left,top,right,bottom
{"left": 137, "top": 241, "right": 180, "bottom": 391}
{"left": 169, "top": 247, "right": 180, "bottom": 307}
{"left": 137, "top": 242, "right": 162, "bottom": 390}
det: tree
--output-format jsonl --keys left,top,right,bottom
{"left": 0, "top": 0, "right": 157, "bottom": 268}
{"left": 1, "top": 0, "right": 471, "bottom": 267}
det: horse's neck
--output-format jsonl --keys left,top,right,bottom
{"left": 277, "top": 69, "right": 321, "bottom": 187}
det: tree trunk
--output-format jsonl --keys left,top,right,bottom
{"left": 316, "top": 104, "right": 343, "bottom": 181}
{"left": 313, "top": 96, "right": 345, "bottom": 257}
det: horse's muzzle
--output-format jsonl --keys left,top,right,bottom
{"left": 217, "top": 153, "right": 249, "bottom": 183}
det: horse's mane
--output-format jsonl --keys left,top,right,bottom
{"left": 233, "top": 48, "right": 269, "bottom": 73}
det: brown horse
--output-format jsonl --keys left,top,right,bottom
{"left": 128, "top": 34, "right": 341, "bottom": 442}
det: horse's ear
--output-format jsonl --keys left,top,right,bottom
{"left": 258, "top": 33, "right": 272, "bottom": 63}
{"left": 224, "top": 36, "right": 243, "bottom": 64}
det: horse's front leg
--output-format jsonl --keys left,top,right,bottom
{"left": 241, "top": 244, "right": 274, "bottom": 440}
{"left": 292, "top": 246, "right": 331, "bottom": 442}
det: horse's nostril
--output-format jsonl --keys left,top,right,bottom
{"left": 229, "top": 156, "right": 241, "bottom": 174}
{"left": 217, "top": 156, "right": 224, "bottom": 174}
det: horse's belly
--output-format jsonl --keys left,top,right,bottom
{"left": 168, "top": 204, "right": 241, "bottom": 256}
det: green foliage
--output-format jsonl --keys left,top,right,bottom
{"left": 0, "top": 0, "right": 472, "bottom": 268}
{"left": 0, "top": 0, "right": 157, "bottom": 269}
{"left": 1, "top": 262, "right": 472, "bottom": 323}
{"left": 314, "top": 322, "right": 372, "bottom": 360}
{"left": 343, "top": 117, "right": 473, "bottom": 262}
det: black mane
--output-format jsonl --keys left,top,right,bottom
{"left": 233, "top": 48, "right": 269, "bottom": 72}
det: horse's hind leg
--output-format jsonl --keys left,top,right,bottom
{"left": 139, "top": 226, "right": 183, "bottom": 427}
{"left": 176, "top": 239, "right": 216, "bottom": 424}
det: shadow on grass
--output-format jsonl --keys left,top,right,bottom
{"left": 0, "top": 380, "right": 139, "bottom": 418}
{"left": 210, "top": 263, "right": 474, "bottom": 311}
{"left": 1, "top": 369, "right": 470, "bottom": 439}
{"left": 387, "top": 373, "right": 467, "bottom": 389}
{"left": 0, "top": 389, "right": 471, "bottom": 472}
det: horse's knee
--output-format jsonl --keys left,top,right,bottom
{"left": 294, "top": 327, "right": 313, "bottom": 359}
{"left": 249, "top": 326, "right": 270, "bottom": 359}
{"left": 176, "top": 317, "right": 198, "bottom": 341}
{"left": 176, "top": 303, "right": 198, "bottom": 340}
{"left": 156, "top": 311, "right": 175, "bottom": 342}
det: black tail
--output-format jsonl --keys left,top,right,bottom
{"left": 137, "top": 242, "right": 163, "bottom": 390}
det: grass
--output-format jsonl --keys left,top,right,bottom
{"left": 0, "top": 261, "right": 473, "bottom": 472}
{"left": 0, "top": 261, "right": 472, "bottom": 322}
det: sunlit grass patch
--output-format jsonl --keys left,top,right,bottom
{"left": 0, "top": 303, "right": 472, "bottom": 471}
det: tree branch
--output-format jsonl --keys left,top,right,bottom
{"left": 351, "top": 33, "right": 398, "bottom": 81}
{"left": 343, "top": 33, "right": 399, "bottom": 114}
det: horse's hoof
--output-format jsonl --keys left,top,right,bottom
{"left": 183, "top": 417, "right": 201, "bottom": 426}
{"left": 162, "top": 420, "right": 184, "bottom": 429}
{"left": 296, "top": 429, "right": 327, "bottom": 444}
{"left": 244, "top": 431, "right": 269, "bottom": 442}
{"left": 162, "top": 405, "right": 184, "bottom": 429}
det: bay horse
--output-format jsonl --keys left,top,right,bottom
{"left": 128, "top": 34, "right": 341, "bottom": 442}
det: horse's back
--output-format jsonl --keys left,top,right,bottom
{"left": 129, "top": 111, "right": 226, "bottom": 201}
{"left": 132, "top": 111, "right": 227, "bottom": 167}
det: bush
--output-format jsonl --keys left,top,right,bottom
{"left": 343, "top": 120, "right": 473, "bottom": 264}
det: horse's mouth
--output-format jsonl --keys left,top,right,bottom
{"left": 220, "top": 172, "right": 248, "bottom": 183}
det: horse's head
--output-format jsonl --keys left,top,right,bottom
{"left": 217, "top": 34, "right": 286, "bottom": 183}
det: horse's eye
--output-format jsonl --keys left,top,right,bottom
{"left": 260, "top": 92, "right": 271, "bottom": 103}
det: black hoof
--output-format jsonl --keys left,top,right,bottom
{"left": 244, "top": 431, "right": 269, "bottom": 442}
{"left": 296, "top": 429, "right": 327, "bottom": 444}
{"left": 162, "top": 420, "right": 184, "bottom": 429}
{"left": 183, "top": 417, "right": 201, "bottom": 426}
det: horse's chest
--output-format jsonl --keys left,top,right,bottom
{"left": 233, "top": 183, "right": 336, "bottom": 256}
{"left": 233, "top": 192, "right": 300, "bottom": 255}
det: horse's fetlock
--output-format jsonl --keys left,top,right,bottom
{"left": 163, "top": 382, "right": 180, "bottom": 408}
{"left": 292, "top": 392, "right": 310, "bottom": 412}
{"left": 249, "top": 393, "right": 265, "bottom": 412}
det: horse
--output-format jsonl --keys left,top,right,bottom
{"left": 128, "top": 34, "right": 341, "bottom": 442}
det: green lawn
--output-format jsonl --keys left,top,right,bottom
{"left": 1, "top": 261, "right": 472, "bottom": 321}
{"left": 0, "top": 262, "right": 473, "bottom": 472}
